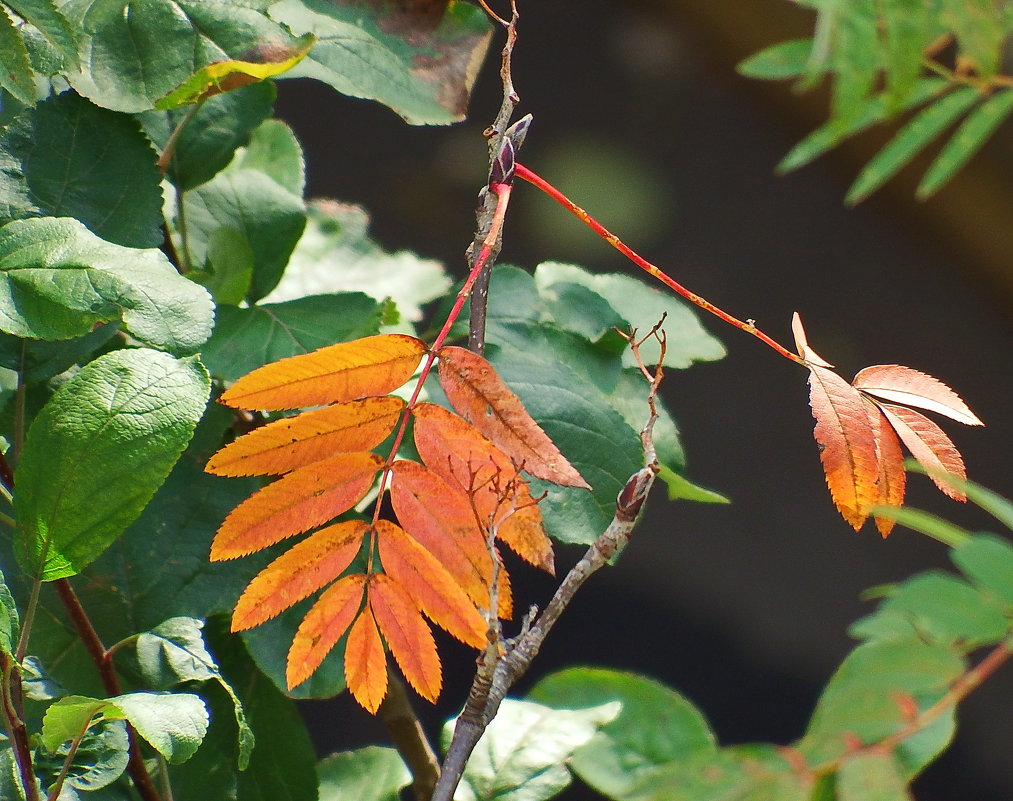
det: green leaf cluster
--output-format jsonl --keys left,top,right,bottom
{"left": 740, "top": 1, "right": 1013, "bottom": 200}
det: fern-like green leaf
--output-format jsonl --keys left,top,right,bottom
{"left": 845, "top": 86, "right": 979, "bottom": 204}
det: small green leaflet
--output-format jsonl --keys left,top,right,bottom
{"left": 318, "top": 747, "right": 410, "bottom": 801}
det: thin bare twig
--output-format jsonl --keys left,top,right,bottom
{"left": 431, "top": 330, "right": 665, "bottom": 801}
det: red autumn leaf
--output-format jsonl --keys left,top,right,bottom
{"left": 210, "top": 451, "right": 382, "bottom": 560}
{"left": 287, "top": 573, "right": 366, "bottom": 690}
{"left": 807, "top": 363, "right": 880, "bottom": 530}
{"left": 206, "top": 396, "right": 405, "bottom": 477}
{"left": 369, "top": 573, "right": 442, "bottom": 703}
{"left": 231, "top": 520, "right": 367, "bottom": 631}
{"left": 791, "top": 312, "right": 834, "bottom": 367}
{"left": 877, "top": 402, "right": 967, "bottom": 501}
{"left": 376, "top": 519, "right": 488, "bottom": 648}
{"left": 437, "top": 345, "right": 590, "bottom": 489}
{"left": 344, "top": 602, "right": 388, "bottom": 713}
{"left": 862, "top": 398, "right": 906, "bottom": 538}
{"left": 219, "top": 333, "right": 426, "bottom": 411}
{"left": 853, "top": 365, "right": 983, "bottom": 427}
{"left": 389, "top": 460, "right": 508, "bottom": 616}
{"left": 412, "top": 402, "right": 555, "bottom": 573}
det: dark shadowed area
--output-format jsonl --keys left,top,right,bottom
{"left": 276, "top": 2, "right": 1013, "bottom": 798}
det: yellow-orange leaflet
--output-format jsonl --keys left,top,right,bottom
{"left": 437, "top": 346, "right": 589, "bottom": 489}
{"left": 376, "top": 519, "right": 488, "bottom": 648}
{"left": 232, "top": 520, "right": 367, "bottom": 631}
{"left": 344, "top": 604, "right": 387, "bottom": 713}
{"left": 219, "top": 334, "right": 426, "bottom": 411}
{"left": 211, "top": 451, "right": 382, "bottom": 560}
{"left": 287, "top": 573, "right": 366, "bottom": 690}
{"left": 369, "top": 573, "right": 441, "bottom": 703}
{"left": 207, "top": 397, "right": 405, "bottom": 477}
{"left": 862, "top": 398, "right": 906, "bottom": 539}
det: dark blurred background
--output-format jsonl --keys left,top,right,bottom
{"left": 275, "top": 1, "right": 1013, "bottom": 798}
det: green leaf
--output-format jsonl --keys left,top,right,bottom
{"left": 0, "top": 9, "right": 35, "bottom": 105}
{"left": 846, "top": 87, "right": 980, "bottom": 204}
{"left": 880, "top": 0, "right": 932, "bottom": 108}
{"left": 442, "top": 698, "right": 620, "bottom": 801}
{"left": 271, "top": 0, "right": 491, "bottom": 125}
{"left": 0, "top": 92, "right": 164, "bottom": 247}
{"left": 539, "top": 281, "right": 627, "bottom": 352}
{"left": 168, "top": 618, "right": 317, "bottom": 801}
{"left": 800, "top": 639, "right": 963, "bottom": 765}
{"left": 110, "top": 692, "right": 209, "bottom": 763}
{"left": 264, "top": 201, "right": 449, "bottom": 322}
{"left": 838, "top": 751, "right": 912, "bottom": 801}
{"left": 941, "top": 0, "right": 1004, "bottom": 76}
{"left": 0, "top": 325, "right": 119, "bottom": 384}
{"left": 0, "top": 567, "right": 18, "bottom": 655}
{"left": 190, "top": 227, "right": 254, "bottom": 306}
{"left": 737, "top": 39, "right": 813, "bottom": 80}
{"left": 825, "top": 0, "right": 880, "bottom": 123}
{"left": 136, "top": 617, "right": 254, "bottom": 769}
{"left": 605, "top": 369, "right": 684, "bottom": 469}
{"left": 202, "top": 293, "right": 384, "bottom": 381}
{"left": 155, "top": 33, "right": 314, "bottom": 109}
{"left": 657, "top": 465, "right": 730, "bottom": 504}
{"left": 14, "top": 348, "right": 210, "bottom": 580}
{"left": 0, "top": 217, "right": 214, "bottom": 353}
{"left": 233, "top": 118, "right": 305, "bottom": 196}
{"left": 534, "top": 262, "right": 726, "bottom": 369}
{"left": 917, "top": 90, "right": 1013, "bottom": 198}
{"left": 488, "top": 347, "right": 644, "bottom": 545}
{"left": 621, "top": 746, "right": 812, "bottom": 801}
{"left": 0, "top": 746, "right": 43, "bottom": 800}
{"left": 59, "top": 0, "right": 305, "bottom": 113}
{"left": 952, "top": 534, "right": 1013, "bottom": 609}
{"left": 5, "top": 0, "right": 78, "bottom": 70}
{"left": 318, "top": 747, "right": 410, "bottom": 801}
{"left": 528, "top": 668, "right": 716, "bottom": 800}
{"left": 38, "top": 710, "right": 130, "bottom": 792}
{"left": 779, "top": 78, "right": 948, "bottom": 172}
{"left": 41, "top": 695, "right": 108, "bottom": 752}
{"left": 869, "top": 505, "right": 971, "bottom": 548}
{"left": 137, "top": 80, "right": 276, "bottom": 192}
{"left": 849, "top": 572, "right": 1009, "bottom": 647}
{"left": 174, "top": 155, "right": 305, "bottom": 302}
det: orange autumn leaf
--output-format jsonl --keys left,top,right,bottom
{"left": 369, "top": 573, "right": 442, "bottom": 703}
{"left": 206, "top": 396, "right": 405, "bottom": 477}
{"left": 853, "top": 365, "right": 983, "bottom": 427}
{"left": 231, "top": 520, "right": 367, "bottom": 631}
{"left": 412, "top": 402, "right": 554, "bottom": 572}
{"left": 219, "top": 333, "right": 426, "bottom": 411}
{"left": 862, "top": 398, "right": 906, "bottom": 538}
{"left": 210, "top": 451, "right": 382, "bottom": 560}
{"left": 376, "top": 519, "right": 488, "bottom": 648}
{"left": 287, "top": 573, "right": 366, "bottom": 690}
{"left": 877, "top": 402, "right": 967, "bottom": 501}
{"left": 437, "top": 345, "right": 590, "bottom": 489}
{"left": 344, "top": 602, "right": 388, "bottom": 713}
{"left": 389, "top": 460, "right": 507, "bottom": 615}
{"left": 807, "top": 363, "right": 880, "bottom": 530}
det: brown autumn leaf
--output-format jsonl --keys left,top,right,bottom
{"left": 206, "top": 396, "right": 405, "bottom": 477}
{"left": 412, "top": 402, "right": 555, "bottom": 573}
{"left": 219, "top": 333, "right": 426, "bottom": 411}
{"left": 437, "top": 345, "right": 590, "bottom": 489}
{"left": 876, "top": 402, "right": 967, "bottom": 501}
{"left": 807, "top": 363, "right": 880, "bottom": 530}
{"left": 862, "top": 398, "right": 906, "bottom": 538}
{"left": 376, "top": 520, "right": 488, "bottom": 648}
{"left": 344, "top": 601, "right": 388, "bottom": 713}
{"left": 287, "top": 573, "right": 366, "bottom": 690}
{"left": 853, "top": 365, "right": 983, "bottom": 427}
{"left": 210, "top": 451, "right": 382, "bottom": 560}
{"left": 389, "top": 461, "right": 511, "bottom": 617}
{"left": 231, "top": 520, "right": 366, "bottom": 631}
{"left": 369, "top": 573, "right": 442, "bottom": 703}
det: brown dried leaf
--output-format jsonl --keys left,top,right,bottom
{"left": 437, "top": 345, "right": 590, "bottom": 489}
{"left": 877, "top": 402, "right": 967, "bottom": 501}
{"left": 853, "top": 365, "right": 983, "bottom": 427}
{"left": 808, "top": 364, "right": 880, "bottom": 530}
{"left": 862, "top": 398, "right": 907, "bottom": 538}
